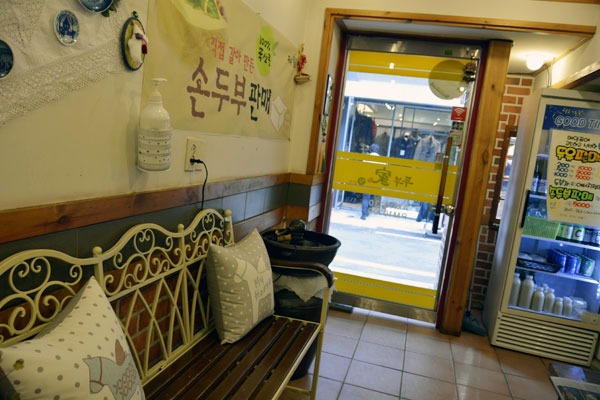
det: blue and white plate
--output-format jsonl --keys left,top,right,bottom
{"left": 55, "top": 10, "right": 79, "bottom": 46}
{"left": 0, "top": 40, "right": 14, "bottom": 79}
{"left": 79, "top": 0, "right": 113, "bottom": 13}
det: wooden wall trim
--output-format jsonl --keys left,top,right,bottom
{"left": 553, "top": 59, "right": 600, "bottom": 89}
{"left": 440, "top": 40, "right": 512, "bottom": 335}
{"left": 0, "top": 173, "right": 309, "bottom": 245}
{"left": 326, "top": 9, "right": 596, "bottom": 36}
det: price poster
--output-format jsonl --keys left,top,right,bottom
{"left": 547, "top": 126, "right": 600, "bottom": 225}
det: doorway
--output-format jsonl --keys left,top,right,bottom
{"left": 325, "top": 36, "right": 481, "bottom": 321}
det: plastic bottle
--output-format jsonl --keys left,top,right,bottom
{"left": 509, "top": 273, "right": 521, "bottom": 306}
{"left": 541, "top": 283, "right": 549, "bottom": 293}
{"left": 531, "top": 287, "right": 545, "bottom": 311}
{"left": 543, "top": 288, "right": 555, "bottom": 313}
{"left": 518, "top": 275, "right": 535, "bottom": 309}
{"left": 138, "top": 78, "right": 172, "bottom": 171}
{"left": 563, "top": 297, "right": 573, "bottom": 317}
{"left": 553, "top": 297, "right": 563, "bottom": 315}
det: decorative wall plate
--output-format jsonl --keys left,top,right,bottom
{"left": 120, "top": 12, "right": 147, "bottom": 71}
{"left": 55, "top": 10, "right": 79, "bottom": 46}
{"left": 0, "top": 40, "right": 14, "bottom": 79}
{"left": 79, "top": 0, "right": 113, "bottom": 13}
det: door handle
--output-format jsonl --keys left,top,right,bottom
{"left": 443, "top": 205, "right": 455, "bottom": 216}
{"left": 432, "top": 137, "right": 453, "bottom": 234}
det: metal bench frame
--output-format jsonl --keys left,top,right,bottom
{"left": 0, "top": 209, "right": 331, "bottom": 399}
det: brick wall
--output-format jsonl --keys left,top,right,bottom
{"left": 469, "top": 75, "right": 534, "bottom": 310}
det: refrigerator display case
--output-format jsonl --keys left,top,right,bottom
{"left": 484, "top": 88, "right": 600, "bottom": 366}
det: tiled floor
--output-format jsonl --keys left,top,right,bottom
{"left": 281, "top": 308, "right": 560, "bottom": 400}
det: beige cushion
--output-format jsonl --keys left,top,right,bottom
{"left": 0, "top": 276, "right": 145, "bottom": 400}
{"left": 206, "top": 229, "right": 274, "bottom": 344}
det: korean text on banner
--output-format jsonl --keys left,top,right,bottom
{"left": 142, "top": 0, "right": 298, "bottom": 140}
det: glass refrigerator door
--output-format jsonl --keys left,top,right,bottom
{"left": 507, "top": 102, "right": 600, "bottom": 324}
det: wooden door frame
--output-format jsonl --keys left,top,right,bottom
{"left": 309, "top": 8, "right": 595, "bottom": 335}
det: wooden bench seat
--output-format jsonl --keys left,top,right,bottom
{"left": 145, "top": 316, "right": 319, "bottom": 400}
{"left": 0, "top": 209, "right": 333, "bottom": 400}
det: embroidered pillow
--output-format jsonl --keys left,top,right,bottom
{"left": 206, "top": 228, "right": 274, "bottom": 344}
{"left": 0, "top": 276, "right": 145, "bottom": 400}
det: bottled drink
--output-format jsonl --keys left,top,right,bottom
{"left": 509, "top": 273, "right": 521, "bottom": 306}
{"left": 573, "top": 226, "right": 586, "bottom": 243}
{"left": 543, "top": 288, "right": 555, "bottom": 312}
{"left": 518, "top": 275, "right": 535, "bottom": 308}
{"left": 558, "top": 224, "right": 573, "bottom": 241}
{"left": 553, "top": 297, "right": 563, "bottom": 315}
{"left": 531, "top": 287, "right": 545, "bottom": 311}
{"left": 563, "top": 297, "right": 573, "bottom": 317}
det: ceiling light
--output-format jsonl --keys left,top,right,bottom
{"left": 433, "top": 122, "right": 438, "bottom": 126}
{"left": 526, "top": 54, "right": 546, "bottom": 71}
{"left": 389, "top": 62, "right": 395, "bottom": 69}
{"left": 385, "top": 103, "right": 394, "bottom": 110}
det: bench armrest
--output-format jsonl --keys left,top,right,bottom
{"left": 269, "top": 258, "right": 334, "bottom": 288}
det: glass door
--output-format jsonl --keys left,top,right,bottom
{"left": 326, "top": 37, "right": 481, "bottom": 315}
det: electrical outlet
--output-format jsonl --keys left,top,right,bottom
{"left": 184, "top": 137, "right": 205, "bottom": 171}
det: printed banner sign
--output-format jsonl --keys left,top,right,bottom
{"left": 142, "top": 0, "right": 299, "bottom": 140}
{"left": 332, "top": 152, "right": 457, "bottom": 204}
{"left": 547, "top": 129, "right": 600, "bottom": 225}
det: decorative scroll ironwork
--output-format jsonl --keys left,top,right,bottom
{"left": 0, "top": 208, "right": 234, "bottom": 384}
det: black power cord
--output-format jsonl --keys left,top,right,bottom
{"left": 189, "top": 158, "right": 208, "bottom": 210}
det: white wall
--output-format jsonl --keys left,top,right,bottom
{"left": 0, "top": 0, "right": 307, "bottom": 211}
{"left": 1, "top": 0, "right": 598, "bottom": 211}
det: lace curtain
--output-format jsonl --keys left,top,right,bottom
{"left": 0, "top": 1, "right": 134, "bottom": 125}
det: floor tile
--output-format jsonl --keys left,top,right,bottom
{"left": 401, "top": 372, "right": 458, "bottom": 400}
{"left": 353, "top": 340, "right": 404, "bottom": 370}
{"left": 450, "top": 331, "right": 493, "bottom": 351}
{"left": 403, "top": 350, "right": 455, "bottom": 383}
{"left": 338, "top": 384, "right": 398, "bottom": 400}
{"left": 498, "top": 351, "right": 549, "bottom": 381}
{"left": 360, "top": 323, "right": 407, "bottom": 349}
{"left": 309, "top": 352, "right": 351, "bottom": 381}
{"left": 367, "top": 310, "right": 408, "bottom": 331}
{"left": 405, "top": 333, "right": 452, "bottom": 359}
{"left": 345, "top": 359, "right": 402, "bottom": 396}
{"left": 322, "top": 332, "right": 359, "bottom": 358}
{"left": 325, "top": 314, "right": 365, "bottom": 339}
{"left": 506, "top": 373, "right": 557, "bottom": 400}
{"left": 329, "top": 308, "right": 368, "bottom": 323}
{"left": 406, "top": 318, "right": 451, "bottom": 342}
{"left": 283, "top": 375, "right": 343, "bottom": 400}
{"left": 454, "top": 362, "right": 510, "bottom": 396}
{"left": 451, "top": 342, "right": 501, "bottom": 372}
{"left": 457, "top": 385, "right": 512, "bottom": 400}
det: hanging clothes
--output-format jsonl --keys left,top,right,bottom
{"left": 413, "top": 134, "right": 441, "bottom": 162}
{"left": 351, "top": 113, "right": 375, "bottom": 153}
{"left": 391, "top": 135, "right": 416, "bottom": 159}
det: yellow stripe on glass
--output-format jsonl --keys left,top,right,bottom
{"left": 348, "top": 51, "right": 469, "bottom": 80}
{"left": 334, "top": 272, "right": 437, "bottom": 309}
{"left": 333, "top": 152, "right": 457, "bottom": 204}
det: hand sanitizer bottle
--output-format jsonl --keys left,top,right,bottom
{"left": 138, "top": 78, "right": 172, "bottom": 171}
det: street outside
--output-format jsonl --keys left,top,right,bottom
{"left": 327, "top": 205, "right": 444, "bottom": 290}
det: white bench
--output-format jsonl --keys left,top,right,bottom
{"left": 0, "top": 209, "right": 333, "bottom": 399}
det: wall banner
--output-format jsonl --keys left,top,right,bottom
{"left": 547, "top": 128, "right": 600, "bottom": 225}
{"left": 143, "top": 0, "right": 298, "bottom": 140}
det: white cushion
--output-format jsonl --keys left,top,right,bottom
{"left": 205, "top": 229, "right": 274, "bottom": 344}
{"left": 0, "top": 276, "right": 145, "bottom": 400}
